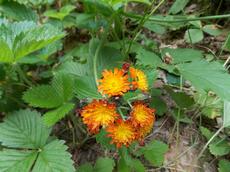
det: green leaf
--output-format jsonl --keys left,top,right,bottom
{"left": 76, "top": 163, "right": 94, "bottom": 172}
{"left": 43, "top": 103, "right": 75, "bottom": 126}
{"left": 74, "top": 76, "right": 102, "bottom": 99}
{"left": 0, "top": 1, "right": 38, "bottom": 21}
{"left": 0, "top": 39, "right": 14, "bottom": 62}
{"left": 169, "top": 0, "right": 190, "bottom": 14}
{"left": 57, "top": 60, "right": 89, "bottom": 77}
{"left": 0, "top": 109, "right": 50, "bottom": 149}
{"left": 32, "top": 140, "right": 75, "bottom": 172}
{"left": 209, "top": 140, "right": 230, "bottom": 156}
{"left": 44, "top": 5, "right": 75, "bottom": 20}
{"left": 23, "top": 74, "right": 74, "bottom": 108}
{"left": 0, "top": 149, "right": 37, "bottom": 172}
{"left": 161, "top": 48, "right": 203, "bottom": 64}
{"left": 218, "top": 159, "right": 230, "bottom": 172}
{"left": 131, "top": 159, "right": 145, "bottom": 172}
{"left": 96, "top": 129, "right": 115, "bottom": 150}
{"left": 144, "top": 22, "right": 166, "bottom": 34}
{"left": 13, "top": 24, "right": 65, "bottom": 60}
{"left": 139, "top": 140, "right": 168, "bottom": 167}
{"left": 172, "top": 109, "right": 193, "bottom": 124}
{"left": 0, "top": 21, "right": 65, "bottom": 63}
{"left": 200, "top": 126, "right": 214, "bottom": 140}
{"left": 23, "top": 85, "right": 64, "bottom": 108}
{"left": 178, "top": 60, "right": 230, "bottom": 101}
{"left": 164, "top": 86, "right": 194, "bottom": 108}
{"left": 94, "top": 157, "right": 115, "bottom": 172}
{"left": 52, "top": 74, "right": 74, "bottom": 102}
{"left": 118, "top": 156, "right": 131, "bottom": 172}
{"left": 185, "top": 29, "right": 204, "bottom": 43}
{"left": 150, "top": 97, "right": 167, "bottom": 116}
{"left": 203, "top": 25, "right": 222, "bottom": 36}
{"left": 224, "top": 101, "right": 230, "bottom": 127}
{"left": 136, "top": 48, "right": 161, "bottom": 67}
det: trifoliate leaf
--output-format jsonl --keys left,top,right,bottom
{"left": 32, "top": 140, "right": 75, "bottom": 172}
{"left": 0, "top": 109, "right": 50, "bottom": 149}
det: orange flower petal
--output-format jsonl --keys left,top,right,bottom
{"left": 129, "top": 67, "right": 148, "bottom": 91}
{"left": 98, "top": 68, "right": 130, "bottom": 97}
{"left": 81, "top": 100, "right": 118, "bottom": 134}
{"left": 130, "top": 102, "right": 155, "bottom": 128}
{"left": 106, "top": 119, "right": 136, "bottom": 148}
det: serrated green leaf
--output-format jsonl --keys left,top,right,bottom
{"left": 32, "top": 140, "right": 75, "bottom": 172}
{"left": 13, "top": 24, "right": 65, "bottom": 60}
{"left": 218, "top": 159, "right": 230, "bottom": 172}
{"left": 0, "top": 1, "right": 38, "bottom": 21}
{"left": 74, "top": 76, "right": 102, "bottom": 99}
{"left": 23, "top": 85, "right": 63, "bottom": 108}
{"left": 23, "top": 74, "right": 74, "bottom": 108}
{"left": 161, "top": 48, "right": 203, "bottom": 64}
{"left": 0, "top": 21, "right": 64, "bottom": 63}
{"left": 139, "top": 140, "right": 168, "bottom": 167}
{"left": 185, "top": 29, "right": 204, "bottom": 44}
{"left": 0, "top": 149, "right": 37, "bottom": 172}
{"left": 94, "top": 157, "right": 115, "bottom": 172}
{"left": 0, "top": 39, "right": 13, "bottom": 62}
{"left": 44, "top": 5, "right": 75, "bottom": 20}
{"left": 43, "top": 103, "right": 74, "bottom": 126}
{"left": 0, "top": 109, "right": 50, "bottom": 149}
{"left": 178, "top": 60, "right": 230, "bottom": 101}
{"left": 169, "top": 0, "right": 190, "bottom": 14}
{"left": 52, "top": 74, "right": 74, "bottom": 102}
{"left": 57, "top": 61, "right": 89, "bottom": 76}
{"left": 209, "top": 140, "right": 230, "bottom": 156}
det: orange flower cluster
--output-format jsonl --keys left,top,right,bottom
{"left": 80, "top": 66, "right": 155, "bottom": 148}
{"left": 98, "top": 67, "right": 148, "bottom": 97}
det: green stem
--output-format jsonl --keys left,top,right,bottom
{"left": 118, "top": 108, "right": 126, "bottom": 120}
{"left": 123, "top": 12, "right": 230, "bottom": 23}
{"left": 126, "top": 0, "right": 165, "bottom": 55}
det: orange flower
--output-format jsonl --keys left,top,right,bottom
{"left": 98, "top": 68, "right": 130, "bottom": 97}
{"left": 130, "top": 102, "right": 155, "bottom": 128}
{"left": 129, "top": 67, "right": 148, "bottom": 91}
{"left": 81, "top": 100, "right": 118, "bottom": 134}
{"left": 136, "top": 116, "right": 154, "bottom": 139}
{"left": 106, "top": 119, "right": 136, "bottom": 148}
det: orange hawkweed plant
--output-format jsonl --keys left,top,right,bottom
{"left": 79, "top": 65, "right": 156, "bottom": 148}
